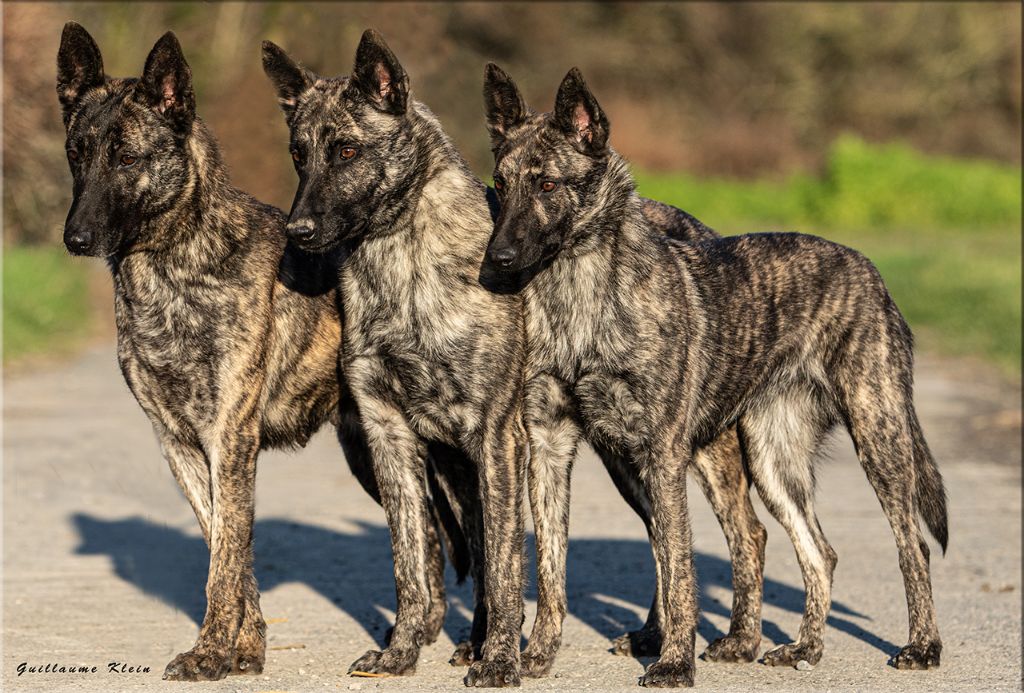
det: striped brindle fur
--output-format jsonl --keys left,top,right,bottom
{"left": 56, "top": 23, "right": 469, "bottom": 682}
{"left": 482, "top": 65, "right": 948, "bottom": 687}
{"left": 264, "top": 30, "right": 790, "bottom": 687}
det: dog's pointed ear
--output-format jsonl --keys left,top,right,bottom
{"left": 136, "top": 31, "right": 195, "bottom": 135}
{"left": 56, "top": 22, "right": 105, "bottom": 125}
{"left": 554, "top": 67, "right": 609, "bottom": 156}
{"left": 346, "top": 29, "right": 409, "bottom": 115}
{"left": 261, "top": 41, "right": 314, "bottom": 124}
{"left": 483, "top": 63, "right": 528, "bottom": 151}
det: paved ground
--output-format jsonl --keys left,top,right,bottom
{"left": 3, "top": 343, "right": 1021, "bottom": 692}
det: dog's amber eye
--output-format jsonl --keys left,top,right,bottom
{"left": 67, "top": 148, "right": 79, "bottom": 162}
{"left": 291, "top": 150, "right": 301, "bottom": 163}
{"left": 494, "top": 179, "right": 504, "bottom": 191}
{"left": 541, "top": 181, "right": 558, "bottom": 193}
{"left": 339, "top": 146, "right": 358, "bottom": 160}
{"left": 119, "top": 154, "right": 137, "bottom": 167}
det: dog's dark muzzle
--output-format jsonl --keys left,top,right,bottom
{"left": 63, "top": 221, "right": 104, "bottom": 256}
{"left": 285, "top": 218, "right": 317, "bottom": 244}
{"left": 487, "top": 244, "right": 517, "bottom": 269}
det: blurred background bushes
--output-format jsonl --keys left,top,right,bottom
{"left": 2, "top": 2, "right": 1021, "bottom": 370}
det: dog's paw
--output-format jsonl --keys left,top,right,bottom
{"left": 348, "top": 647, "right": 417, "bottom": 677}
{"left": 231, "top": 650, "right": 264, "bottom": 676}
{"left": 231, "top": 625, "right": 266, "bottom": 675}
{"left": 762, "top": 641, "right": 823, "bottom": 668}
{"left": 701, "top": 633, "right": 759, "bottom": 663}
{"left": 450, "top": 641, "right": 478, "bottom": 667}
{"left": 889, "top": 641, "right": 941, "bottom": 670}
{"left": 465, "top": 658, "right": 521, "bottom": 687}
{"left": 163, "top": 648, "right": 233, "bottom": 681}
{"left": 611, "top": 627, "right": 662, "bottom": 657}
{"left": 639, "top": 658, "right": 695, "bottom": 687}
{"left": 520, "top": 646, "right": 556, "bottom": 678}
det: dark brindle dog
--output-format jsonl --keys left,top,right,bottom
{"left": 481, "top": 66, "right": 948, "bottom": 687}
{"left": 56, "top": 23, "right": 471, "bottom": 681}
{"left": 263, "top": 31, "right": 783, "bottom": 685}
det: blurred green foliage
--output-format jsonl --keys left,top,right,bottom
{"left": 634, "top": 137, "right": 1022, "bottom": 373}
{"left": 633, "top": 135, "right": 1022, "bottom": 232}
{"left": 3, "top": 3, "right": 1020, "bottom": 373}
{"left": 3, "top": 247, "right": 92, "bottom": 363}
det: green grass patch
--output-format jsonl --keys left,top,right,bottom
{"left": 635, "top": 136, "right": 1022, "bottom": 374}
{"left": 3, "top": 245, "right": 94, "bottom": 364}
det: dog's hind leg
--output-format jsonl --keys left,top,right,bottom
{"left": 520, "top": 374, "right": 581, "bottom": 678}
{"left": 837, "top": 358, "right": 943, "bottom": 669}
{"left": 159, "top": 431, "right": 266, "bottom": 676}
{"left": 427, "top": 443, "right": 489, "bottom": 666}
{"left": 739, "top": 387, "right": 836, "bottom": 668}
{"left": 693, "top": 428, "right": 766, "bottom": 663}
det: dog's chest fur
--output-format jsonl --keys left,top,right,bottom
{"left": 113, "top": 220, "right": 341, "bottom": 450}
{"left": 341, "top": 167, "right": 520, "bottom": 443}
{"left": 114, "top": 254, "right": 241, "bottom": 440}
{"left": 525, "top": 241, "right": 688, "bottom": 456}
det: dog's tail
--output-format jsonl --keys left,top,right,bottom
{"left": 909, "top": 403, "right": 948, "bottom": 554}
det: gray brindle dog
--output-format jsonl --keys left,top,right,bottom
{"left": 56, "top": 24, "right": 472, "bottom": 681}
{"left": 481, "top": 66, "right": 949, "bottom": 687}
{"left": 262, "top": 31, "right": 789, "bottom": 685}
{"left": 262, "top": 31, "right": 531, "bottom": 687}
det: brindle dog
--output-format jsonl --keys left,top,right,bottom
{"left": 263, "top": 31, "right": 780, "bottom": 686}
{"left": 56, "top": 23, "right": 470, "bottom": 681}
{"left": 482, "top": 65, "right": 948, "bottom": 687}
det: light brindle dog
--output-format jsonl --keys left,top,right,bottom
{"left": 481, "top": 65, "right": 948, "bottom": 687}
{"left": 56, "top": 24, "right": 472, "bottom": 681}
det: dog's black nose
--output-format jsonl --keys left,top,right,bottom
{"left": 65, "top": 229, "right": 93, "bottom": 254}
{"left": 285, "top": 222, "right": 315, "bottom": 243}
{"left": 490, "top": 246, "right": 517, "bottom": 268}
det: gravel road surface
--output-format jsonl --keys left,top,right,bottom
{"left": 3, "top": 344, "right": 1021, "bottom": 692}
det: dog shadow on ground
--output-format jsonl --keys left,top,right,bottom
{"left": 70, "top": 513, "right": 898, "bottom": 658}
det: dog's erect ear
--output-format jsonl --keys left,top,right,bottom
{"left": 554, "top": 67, "right": 609, "bottom": 156}
{"left": 136, "top": 31, "right": 195, "bottom": 135}
{"left": 483, "top": 63, "right": 528, "bottom": 151}
{"left": 261, "top": 41, "right": 314, "bottom": 124}
{"left": 56, "top": 22, "right": 105, "bottom": 125}
{"left": 346, "top": 29, "right": 408, "bottom": 115}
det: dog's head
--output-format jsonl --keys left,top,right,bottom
{"left": 481, "top": 64, "right": 619, "bottom": 284}
{"left": 262, "top": 29, "right": 418, "bottom": 253}
{"left": 57, "top": 23, "right": 197, "bottom": 258}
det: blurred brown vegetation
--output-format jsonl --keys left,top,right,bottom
{"left": 4, "top": 1, "right": 1021, "bottom": 245}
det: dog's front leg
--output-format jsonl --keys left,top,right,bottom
{"left": 337, "top": 395, "right": 449, "bottom": 649}
{"left": 520, "top": 374, "right": 580, "bottom": 678}
{"left": 157, "top": 429, "right": 266, "bottom": 677}
{"left": 163, "top": 418, "right": 261, "bottom": 681}
{"left": 346, "top": 396, "right": 431, "bottom": 677}
{"left": 465, "top": 414, "right": 528, "bottom": 688}
{"left": 638, "top": 444, "right": 698, "bottom": 688}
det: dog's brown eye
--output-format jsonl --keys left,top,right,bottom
{"left": 494, "top": 179, "right": 504, "bottom": 191}
{"left": 291, "top": 150, "right": 301, "bottom": 163}
{"left": 67, "top": 148, "right": 79, "bottom": 162}
{"left": 541, "top": 181, "right": 558, "bottom": 193}
{"left": 119, "top": 154, "right": 137, "bottom": 167}
{"left": 339, "top": 146, "right": 358, "bottom": 160}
